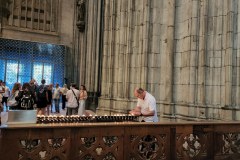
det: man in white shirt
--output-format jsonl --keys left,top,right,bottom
{"left": 129, "top": 87, "right": 158, "bottom": 122}
{"left": 66, "top": 83, "right": 79, "bottom": 115}
{"left": 2, "top": 82, "right": 10, "bottom": 111}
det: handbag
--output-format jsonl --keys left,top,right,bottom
{"left": 7, "top": 91, "right": 18, "bottom": 107}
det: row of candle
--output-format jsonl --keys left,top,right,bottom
{"left": 36, "top": 115, "right": 139, "bottom": 123}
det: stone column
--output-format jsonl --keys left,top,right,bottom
{"left": 160, "top": 0, "right": 176, "bottom": 117}
{"left": 196, "top": 0, "right": 208, "bottom": 118}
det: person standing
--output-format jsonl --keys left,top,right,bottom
{"left": 36, "top": 79, "right": 48, "bottom": 115}
{"left": 66, "top": 83, "right": 79, "bottom": 115}
{"left": 0, "top": 80, "right": 3, "bottom": 112}
{"left": 29, "top": 79, "right": 38, "bottom": 94}
{"left": 15, "top": 82, "right": 36, "bottom": 110}
{"left": 46, "top": 84, "right": 53, "bottom": 115}
{"left": 60, "top": 84, "right": 68, "bottom": 110}
{"left": 7, "top": 82, "right": 21, "bottom": 110}
{"left": 78, "top": 85, "right": 87, "bottom": 116}
{"left": 0, "top": 92, "right": 2, "bottom": 113}
{"left": 1, "top": 82, "right": 10, "bottom": 111}
{"left": 52, "top": 83, "right": 61, "bottom": 113}
{"left": 129, "top": 87, "right": 158, "bottom": 122}
{"left": 0, "top": 80, "right": 5, "bottom": 96}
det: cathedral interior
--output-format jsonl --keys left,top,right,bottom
{"left": 1, "top": 0, "right": 240, "bottom": 159}
{"left": 1, "top": 0, "right": 240, "bottom": 121}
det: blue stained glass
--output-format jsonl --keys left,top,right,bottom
{"left": 0, "top": 60, "right": 5, "bottom": 81}
{"left": 33, "top": 62, "right": 44, "bottom": 84}
{"left": 43, "top": 64, "right": 53, "bottom": 84}
{"left": 0, "top": 38, "right": 65, "bottom": 88}
{"left": 19, "top": 61, "right": 31, "bottom": 84}
{"left": 6, "top": 60, "right": 18, "bottom": 89}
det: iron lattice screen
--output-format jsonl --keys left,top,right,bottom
{"left": 0, "top": 38, "right": 65, "bottom": 90}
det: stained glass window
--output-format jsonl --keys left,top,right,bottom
{"left": 5, "top": 60, "right": 18, "bottom": 88}
{"left": 0, "top": 38, "right": 65, "bottom": 90}
{"left": 33, "top": 62, "right": 43, "bottom": 83}
{"left": 0, "top": 59, "right": 5, "bottom": 81}
{"left": 33, "top": 62, "right": 53, "bottom": 85}
{"left": 43, "top": 63, "right": 53, "bottom": 85}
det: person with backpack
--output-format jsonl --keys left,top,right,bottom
{"left": 15, "top": 82, "right": 36, "bottom": 110}
{"left": 36, "top": 79, "right": 48, "bottom": 115}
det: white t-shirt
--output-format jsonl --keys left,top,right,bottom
{"left": 3, "top": 86, "right": 10, "bottom": 97}
{"left": 137, "top": 92, "right": 158, "bottom": 122}
{"left": 53, "top": 87, "right": 61, "bottom": 99}
{"left": 66, "top": 88, "right": 80, "bottom": 108}
{"left": 0, "top": 86, "right": 4, "bottom": 94}
{"left": 61, "top": 87, "right": 69, "bottom": 95}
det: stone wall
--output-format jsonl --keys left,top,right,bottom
{"left": 1, "top": 0, "right": 240, "bottom": 120}
{"left": 96, "top": 0, "right": 240, "bottom": 120}
{"left": 0, "top": 0, "right": 75, "bottom": 45}
{"left": 97, "top": 0, "right": 175, "bottom": 116}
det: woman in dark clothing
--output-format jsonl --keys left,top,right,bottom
{"left": 36, "top": 79, "right": 48, "bottom": 115}
{"left": 46, "top": 84, "right": 53, "bottom": 115}
{"left": 14, "top": 82, "right": 36, "bottom": 110}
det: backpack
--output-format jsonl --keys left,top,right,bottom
{"left": 20, "top": 93, "right": 34, "bottom": 109}
{"left": 37, "top": 85, "right": 47, "bottom": 100}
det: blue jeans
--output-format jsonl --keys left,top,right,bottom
{"left": 54, "top": 99, "right": 60, "bottom": 113}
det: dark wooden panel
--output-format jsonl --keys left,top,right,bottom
{"left": 1, "top": 123, "right": 240, "bottom": 160}
{"left": 123, "top": 125, "right": 171, "bottom": 160}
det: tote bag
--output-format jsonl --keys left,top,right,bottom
{"left": 7, "top": 91, "right": 19, "bottom": 107}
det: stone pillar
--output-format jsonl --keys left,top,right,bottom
{"left": 196, "top": 0, "right": 208, "bottom": 118}
{"left": 91, "top": 0, "right": 240, "bottom": 120}
{"left": 223, "top": 0, "right": 233, "bottom": 107}
{"left": 100, "top": 0, "right": 150, "bottom": 114}
{"left": 160, "top": 0, "right": 176, "bottom": 117}
{"left": 74, "top": 0, "right": 103, "bottom": 111}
